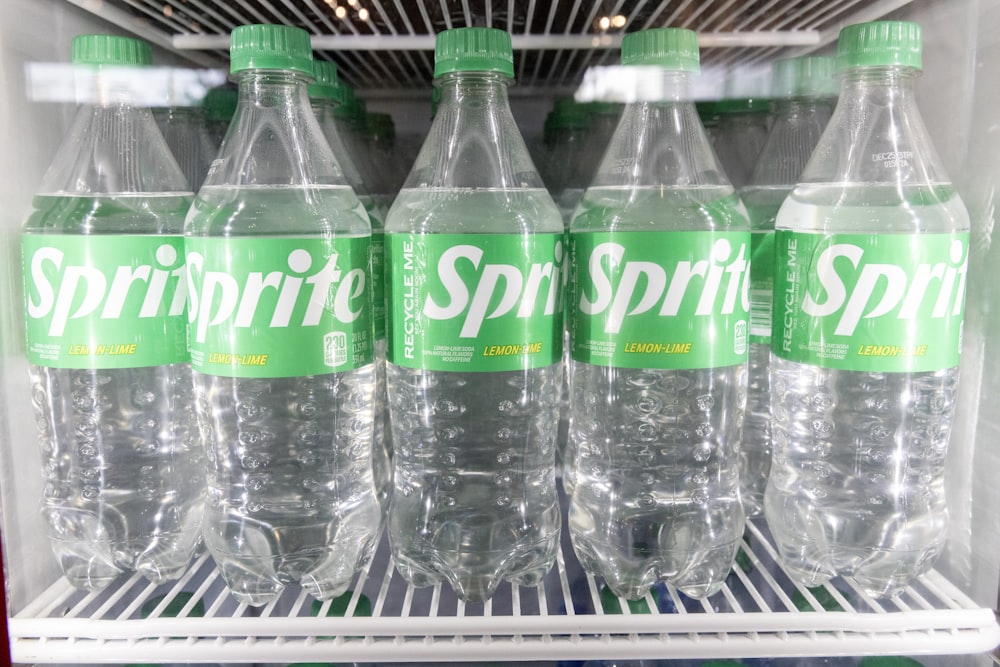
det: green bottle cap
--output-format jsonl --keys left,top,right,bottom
{"left": 203, "top": 85, "right": 238, "bottom": 121}
{"left": 434, "top": 27, "right": 514, "bottom": 79}
{"left": 309, "top": 60, "right": 339, "bottom": 100}
{"left": 230, "top": 24, "right": 313, "bottom": 76}
{"left": 858, "top": 658, "right": 925, "bottom": 667}
{"left": 771, "top": 55, "right": 837, "bottom": 98}
{"left": 836, "top": 21, "right": 922, "bottom": 72}
{"left": 71, "top": 34, "right": 152, "bottom": 67}
{"left": 367, "top": 112, "right": 396, "bottom": 142}
{"left": 620, "top": 28, "right": 700, "bottom": 72}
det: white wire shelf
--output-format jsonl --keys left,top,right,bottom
{"left": 63, "top": 0, "right": 920, "bottom": 91}
{"left": 10, "top": 520, "right": 1000, "bottom": 663}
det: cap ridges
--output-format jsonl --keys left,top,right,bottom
{"left": 621, "top": 28, "right": 700, "bottom": 72}
{"left": 230, "top": 24, "right": 313, "bottom": 75}
{"left": 434, "top": 27, "right": 514, "bottom": 78}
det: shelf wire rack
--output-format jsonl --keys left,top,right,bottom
{"left": 10, "top": 520, "right": 1000, "bottom": 663}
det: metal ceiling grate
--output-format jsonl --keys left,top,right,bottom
{"left": 9, "top": 520, "right": 1000, "bottom": 663}
{"left": 66, "top": 0, "right": 916, "bottom": 92}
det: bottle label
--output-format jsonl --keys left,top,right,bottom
{"left": 186, "top": 236, "right": 373, "bottom": 378}
{"left": 773, "top": 231, "right": 968, "bottom": 371}
{"left": 749, "top": 230, "right": 775, "bottom": 345}
{"left": 386, "top": 233, "right": 564, "bottom": 372}
{"left": 22, "top": 234, "right": 189, "bottom": 369}
{"left": 568, "top": 231, "right": 751, "bottom": 369}
{"left": 372, "top": 231, "right": 385, "bottom": 341}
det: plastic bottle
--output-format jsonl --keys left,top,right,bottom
{"left": 767, "top": 21, "right": 969, "bottom": 597}
{"left": 309, "top": 60, "right": 391, "bottom": 518}
{"left": 184, "top": 24, "right": 381, "bottom": 606}
{"left": 153, "top": 103, "right": 217, "bottom": 191}
{"left": 567, "top": 28, "right": 749, "bottom": 601}
{"left": 385, "top": 27, "right": 563, "bottom": 602}
{"left": 21, "top": 35, "right": 202, "bottom": 591}
{"left": 201, "top": 84, "right": 237, "bottom": 149}
{"left": 713, "top": 97, "right": 770, "bottom": 189}
{"left": 739, "top": 56, "right": 836, "bottom": 517}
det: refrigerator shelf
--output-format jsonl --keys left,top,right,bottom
{"left": 9, "top": 520, "right": 1000, "bottom": 663}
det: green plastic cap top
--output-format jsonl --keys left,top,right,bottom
{"left": 621, "top": 28, "right": 700, "bottom": 72}
{"left": 71, "top": 35, "right": 152, "bottom": 67}
{"left": 230, "top": 24, "right": 313, "bottom": 75}
{"left": 434, "top": 27, "right": 514, "bottom": 78}
{"left": 771, "top": 55, "right": 837, "bottom": 98}
{"left": 203, "top": 85, "right": 238, "bottom": 121}
{"left": 837, "top": 21, "right": 922, "bottom": 72}
{"left": 308, "top": 60, "right": 339, "bottom": 100}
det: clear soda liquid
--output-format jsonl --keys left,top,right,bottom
{"left": 26, "top": 193, "right": 203, "bottom": 591}
{"left": 568, "top": 185, "right": 747, "bottom": 600}
{"left": 187, "top": 185, "right": 381, "bottom": 605}
{"left": 767, "top": 183, "right": 966, "bottom": 597}
{"left": 386, "top": 188, "right": 562, "bottom": 603}
{"left": 738, "top": 185, "right": 788, "bottom": 517}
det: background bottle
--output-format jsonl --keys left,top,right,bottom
{"left": 154, "top": 102, "right": 217, "bottom": 191}
{"left": 739, "top": 56, "right": 836, "bottom": 517}
{"left": 21, "top": 35, "right": 202, "bottom": 591}
{"left": 767, "top": 21, "right": 969, "bottom": 597}
{"left": 185, "top": 24, "right": 381, "bottom": 606}
{"left": 201, "top": 84, "right": 237, "bottom": 149}
{"left": 567, "top": 28, "right": 749, "bottom": 601}
{"left": 385, "top": 27, "right": 563, "bottom": 602}
{"left": 713, "top": 97, "right": 771, "bottom": 189}
{"left": 309, "top": 59, "right": 391, "bottom": 518}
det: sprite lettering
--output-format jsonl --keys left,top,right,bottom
{"left": 23, "top": 234, "right": 188, "bottom": 368}
{"left": 387, "top": 233, "right": 564, "bottom": 372}
{"left": 570, "top": 231, "right": 750, "bottom": 369}
{"left": 186, "top": 236, "right": 373, "bottom": 378}
{"left": 773, "top": 231, "right": 968, "bottom": 372}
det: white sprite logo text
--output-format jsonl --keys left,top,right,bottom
{"left": 580, "top": 239, "right": 750, "bottom": 334}
{"left": 423, "top": 241, "right": 564, "bottom": 338}
{"left": 802, "top": 239, "right": 967, "bottom": 336}
{"left": 186, "top": 249, "right": 366, "bottom": 344}
{"left": 27, "top": 243, "right": 186, "bottom": 337}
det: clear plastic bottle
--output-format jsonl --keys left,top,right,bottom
{"left": 767, "top": 21, "right": 969, "bottom": 598}
{"left": 201, "top": 84, "right": 237, "bottom": 149}
{"left": 567, "top": 28, "right": 749, "bottom": 601}
{"left": 739, "top": 56, "right": 836, "bottom": 517}
{"left": 184, "top": 24, "right": 381, "bottom": 606}
{"left": 309, "top": 60, "right": 391, "bottom": 518}
{"left": 713, "top": 97, "right": 770, "bottom": 189}
{"left": 153, "top": 104, "right": 217, "bottom": 191}
{"left": 21, "top": 35, "right": 202, "bottom": 591}
{"left": 385, "top": 27, "right": 563, "bottom": 602}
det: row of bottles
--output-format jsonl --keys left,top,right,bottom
{"left": 21, "top": 18, "right": 966, "bottom": 615}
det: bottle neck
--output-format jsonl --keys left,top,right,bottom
{"left": 436, "top": 70, "right": 511, "bottom": 107}
{"left": 403, "top": 69, "right": 545, "bottom": 190}
{"left": 837, "top": 66, "right": 919, "bottom": 107}
{"left": 236, "top": 70, "right": 313, "bottom": 109}
{"left": 207, "top": 68, "right": 344, "bottom": 187}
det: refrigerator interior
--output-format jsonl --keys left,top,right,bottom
{"left": 1, "top": 0, "right": 999, "bottom": 663}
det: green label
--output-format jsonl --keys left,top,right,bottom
{"left": 569, "top": 231, "right": 750, "bottom": 369}
{"left": 750, "top": 230, "right": 775, "bottom": 345}
{"left": 386, "top": 233, "right": 564, "bottom": 372}
{"left": 22, "top": 234, "right": 188, "bottom": 369}
{"left": 372, "top": 232, "right": 385, "bottom": 340}
{"left": 773, "top": 231, "right": 968, "bottom": 371}
{"left": 186, "top": 236, "right": 373, "bottom": 378}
